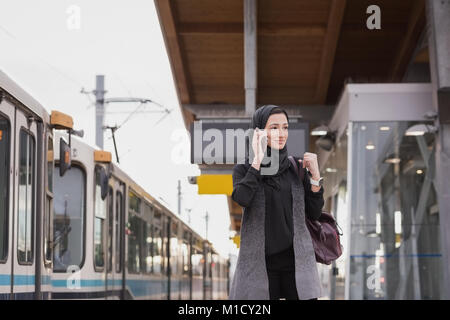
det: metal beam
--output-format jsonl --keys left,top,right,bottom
{"left": 427, "top": 0, "right": 450, "bottom": 299}
{"left": 184, "top": 103, "right": 334, "bottom": 122}
{"left": 177, "top": 22, "right": 326, "bottom": 37}
{"left": 389, "top": 0, "right": 426, "bottom": 82}
{"left": 244, "top": 0, "right": 257, "bottom": 116}
{"left": 315, "top": 0, "right": 347, "bottom": 104}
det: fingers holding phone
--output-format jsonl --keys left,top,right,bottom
{"left": 252, "top": 128, "right": 267, "bottom": 166}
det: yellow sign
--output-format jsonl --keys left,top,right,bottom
{"left": 230, "top": 235, "right": 240, "bottom": 248}
{"left": 197, "top": 174, "right": 233, "bottom": 195}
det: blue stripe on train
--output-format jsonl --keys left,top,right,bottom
{"left": 1, "top": 274, "right": 211, "bottom": 299}
{"left": 0, "top": 274, "right": 51, "bottom": 286}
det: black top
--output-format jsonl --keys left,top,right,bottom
{"left": 231, "top": 158, "right": 324, "bottom": 256}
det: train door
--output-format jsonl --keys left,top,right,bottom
{"left": 38, "top": 132, "right": 54, "bottom": 299}
{"left": 12, "top": 108, "right": 38, "bottom": 299}
{"left": 0, "top": 102, "right": 14, "bottom": 299}
{"left": 115, "top": 183, "right": 125, "bottom": 299}
{"left": 105, "top": 186, "right": 114, "bottom": 299}
{"left": 105, "top": 179, "right": 124, "bottom": 299}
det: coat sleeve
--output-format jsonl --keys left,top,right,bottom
{"left": 231, "top": 164, "right": 262, "bottom": 208}
{"left": 293, "top": 156, "right": 324, "bottom": 221}
{"left": 303, "top": 170, "right": 324, "bottom": 221}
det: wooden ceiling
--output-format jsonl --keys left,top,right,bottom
{"left": 155, "top": 0, "right": 427, "bottom": 233}
{"left": 155, "top": 0, "right": 426, "bottom": 124}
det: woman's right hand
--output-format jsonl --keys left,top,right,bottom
{"left": 251, "top": 127, "right": 267, "bottom": 168}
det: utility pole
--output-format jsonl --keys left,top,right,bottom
{"left": 94, "top": 75, "right": 106, "bottom": 149}
{"left": 83, "top": 74, "right": 171, "bottom": 157}
{"left": 185, "top": 208, "right": 192, "bottom": 225}
{"left": 204, "top": 211, "right": 209, "bottom": 241}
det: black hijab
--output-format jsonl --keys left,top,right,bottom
{"left": 249, "top": 105, "right": 290, "bottom": 190}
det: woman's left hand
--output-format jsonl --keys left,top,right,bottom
{"left": 302, "top": 152, "right": 320, "bottom": 180}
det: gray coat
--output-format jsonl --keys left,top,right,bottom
{"left": 228, "top": 175, "right": 323, "bottom": 300}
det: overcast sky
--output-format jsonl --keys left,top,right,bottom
{"left": 0, "top": 0, "right": 237, "bottom": 257}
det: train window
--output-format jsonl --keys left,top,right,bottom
{"left": 162, "top": 218, "right": 169, "bottom": 275}
{"left": 115, "top": 190, "right": 123, "bottom": 273}
{"left": 192, "top": 246, "right": 203, "bottom": 277}
{"left": 94, "top": 166, "right": 107, "bottom": 270}
{"left": 17, "top": 129, "right": 35, "bottom": 265}
{"left": 128, "top": 190, "right": 141, "bottom": 214}
{"left": 141, "top": 220, "right": 148, "bottom": 273}
{"left": 181, "top": 240, "right": 189, "bottom": 275}
{"left": 170, "top": 222, "right": 179, "bottom": 276}
{"left": 107, "top": 187, "right": 113, "bottom": 273}
{"left": 0, "top": 117, "right": 10, "bottom": 262}
{"left": 144, "top": 222, "right": 152, "bottom": 274}
{"left": 47, "top": 137, "right": 53, "bottom": 193}
{"left": 152, "top": 225, "right": 162, "bottom": 274}
{"left": 142, "top": 202, "right": 153, "bottom": 274}
{"left": 44, "top": 136, "right": 54, "bottom": 264}
{"left": 127, "top": 213, "right": 142, "bottom": 274}
{"left": 53, "top": 164, "right": 85, "bottom": 271}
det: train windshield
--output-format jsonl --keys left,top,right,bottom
{"left": 53, "top": 165, "right": 85, "bottom": 272}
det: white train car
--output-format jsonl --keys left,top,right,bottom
{"left": 52, "top": 132, "right": 229, "bottom": 299}
{"left": 0, "top": 70, "right": 74, "bottom": 299}
{"left": 0, "top": 69, "right": 229, "bottom": 300}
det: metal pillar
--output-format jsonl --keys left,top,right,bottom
{"left": 427, "top": 0, "right": 450, "bottom": 300}
{"left": 95, "top": 75, "right": 106, "bottom": 149}
{"left": 244, "top": 0, "right": 257, "bottom": 116}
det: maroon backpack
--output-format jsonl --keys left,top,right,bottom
{"left": 288, "top": 156, "right": 343, "bottom": 265}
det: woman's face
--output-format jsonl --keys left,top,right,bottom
{"left": 264, "top": 113, "right": 288, "bottom": 150}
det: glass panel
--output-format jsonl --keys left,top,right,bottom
{"left": 127, "top": 213, "right": 141, "bottom": 273}
{"left": 128, "top": 191, "right": 141, "bottom": 214}
{"left": 145, "top": 223, "right": 152, "bottom": 274}
{"left": 192, "top": 246, "right": 203, "bottom": 277}
{"left": 53, "top": 165, "right": 85, "bottom": 271}
{"left": 47, "top": 137, "right": 53, "bottom": 193}
{"left": 107, "top": 187, "right": 113, "bottom": 273}
{"left": 152, "top": 226, "right": 162, "bottom": 274}
{"left": 17, "top": 130, "right": 35, "bottom": 264}
{"left": 141, "top": 220, "right": 147, "bottom": 273}
{"left": 0, "top": 117, "right": 10, "bottom": 261}
{"left": 170, "top": 222, "right": 178, "bottom": 275}
{"left": 181, "top": 241, "right": 189, "bottom": 275}
{"left": 94, "top": 168, "right": 107, "bottom": 269}
{"left": 44, "top": 137, "right": 53, "bottom": 263}
{"left": 115, "top": 191, "right": 123, "bottom": 273}
{"left": 45, "top": 196, "right": 52, "bottom": 262}
{"left": 348, "top": 121, "right": 442, "bottom": 299}
{"left": 320, "top": 127, "right": 348, "bottom": 300}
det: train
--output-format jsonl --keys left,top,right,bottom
{"left": 0, "top": 70, "right": 230, "bottom": 299}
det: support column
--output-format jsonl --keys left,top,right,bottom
{"left": 426, "top": 0, "right": 450, "bottom": 300}
{"left": 244, "top": 0, "right": 257, "bottom": 116}
{"left": 95, "top": 75, "right": 106, "bottom": 149}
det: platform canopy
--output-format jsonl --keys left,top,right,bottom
{"left": 155, "top": 0, "right": 428, "bottom": 233}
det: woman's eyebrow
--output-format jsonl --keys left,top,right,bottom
{"left": 268, "top": 122, "right": 289, "bottom": 126}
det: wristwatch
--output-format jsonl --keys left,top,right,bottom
{"left": 310, "top": 177, "right": 324, "bottom": 187}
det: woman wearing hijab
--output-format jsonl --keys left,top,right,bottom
{"left": 228, "top": 104, "right": 324, "bottom": 300}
